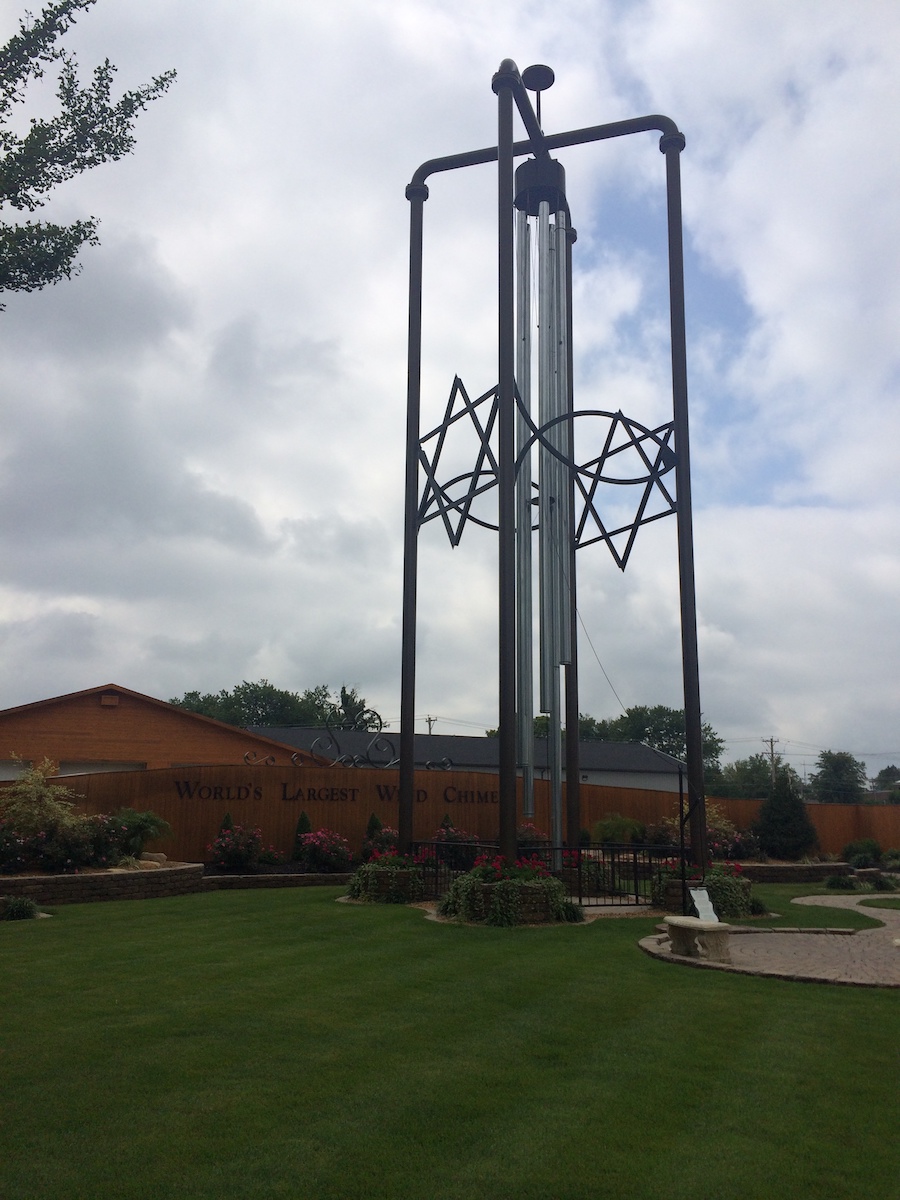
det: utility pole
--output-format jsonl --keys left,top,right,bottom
{"left": 762, "top": 736, "right": 779, "bottom": 788}
{"left": 425, "top": 715, "right": 437, "bottom": 735}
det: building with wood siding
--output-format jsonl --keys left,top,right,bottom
{"left": 0, "top": 683, "right": 319, "bottom": 779}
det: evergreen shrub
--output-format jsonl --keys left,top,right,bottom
{"left": 292, "top": 811, "right": 312, "bottom": 860}
{"left": 752, "top": 770, "right": 817, "bottom": 860}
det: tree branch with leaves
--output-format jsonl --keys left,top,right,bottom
{"left": 0, "top": 0, "right": 175, "bottom": 305}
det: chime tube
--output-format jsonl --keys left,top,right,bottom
{"left": 515, "top": 208, "right": 535, "bottom": 818}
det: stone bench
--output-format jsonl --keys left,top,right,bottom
{"left": 664, "top": 915, "right": 732, "bottom": 964}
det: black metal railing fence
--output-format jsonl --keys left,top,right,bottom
{"left": 409, "top": 841, "right": 687, "bottom": 905}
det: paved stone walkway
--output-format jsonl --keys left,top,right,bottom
{"left": 639, "top": 894, "right": 900, "bottom": 988}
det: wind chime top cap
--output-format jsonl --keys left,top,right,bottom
{"left": 522, "top": 64, "right": 555, "bottom": 93}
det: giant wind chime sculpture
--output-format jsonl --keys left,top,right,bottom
{"left": 398, "top": 61, "right": 708, "bottom": 865}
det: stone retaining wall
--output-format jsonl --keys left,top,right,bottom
{"left": 737, "top": 862, "right": 849, "bottom": 883}
{"left": 0, "top": 863, "right": 204, "bottom": 905}
{"left": 0, "top": 865, "right": 353, "bottom": 905}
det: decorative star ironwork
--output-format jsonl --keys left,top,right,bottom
{"left": 417, "top": 376, "right": 500, "bottom": 544}
{"left": 418, "top": 377, "right": 678, "bottom": 569}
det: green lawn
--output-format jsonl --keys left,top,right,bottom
{"left": 1, "top": 887, "right": 896, "bottom": 1199}
{"left": 735, "top": 883, "right": 887, "bottom": 929}
{"left": 860, "top": 895, "right": 900, "bottom": 911}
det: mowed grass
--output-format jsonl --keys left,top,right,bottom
{"left": 1, "top": 888, "right": 896, "bottom": 1200}
{"left": 735, "top": 883, "right": 887, "bottom": 929}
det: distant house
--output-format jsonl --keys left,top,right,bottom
{"left": 251, "top": 727, "right": 685, "bottom": 794}
{"left": 0, "top": 684, "right": 320, "bottom": 779}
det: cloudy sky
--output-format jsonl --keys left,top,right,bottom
{"left": 0, "top": 0, "right": 897, "bottom": 781}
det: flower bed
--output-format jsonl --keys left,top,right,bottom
{"left": 347, "top": 851, "right": 428, "bottom": 904}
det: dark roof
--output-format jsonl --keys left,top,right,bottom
{"left": 250, "top": 727, "right": 683, "bottom": 775}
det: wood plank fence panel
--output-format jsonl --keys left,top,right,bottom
{"left": 10, "top": 767, "right": 898, "bottom": 861}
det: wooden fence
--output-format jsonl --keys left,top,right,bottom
{"left": 25, "top": 766, "right": 900, "bottom": 860}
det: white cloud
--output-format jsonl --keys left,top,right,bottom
{"left": 0, "top": 0, "right": 897, "bottom": 779}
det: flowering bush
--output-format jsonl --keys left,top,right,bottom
{"left": 645, "top": 801, "right": 758, "bottom": 860}
{"left": 471, "top": 853, "right": 551, "bottom": 882}
{"left": 0, "top": 805, "right": 170, "bottom": 875}
{"left": 348, "top": 850, "right": 426, "bottom": 904}
{"left": 438, "top": 860, "right": 583, "bottom": 926}
{"left": 206, "top": 824, "right": 262, "bottom": 871}
{"left": 432, "top": 819, "right": 480, "bottom": 870}
{"left": 298, "top": 828, "right": 352, "bottom": 873}
{"left": 516, "top": 823, "right": 549, "bottom": 850}
{"left": 362, "top": 825, "right": 399, "bottom": 862}
{"left": 650, "top": 859, "right": 752, "bottom": 916}
{"left": 257, "top": 844, "right": 286, "bottom": 866}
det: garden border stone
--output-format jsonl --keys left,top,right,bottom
{"left": 0, "top": 865, "right": 352, "bottom": 904}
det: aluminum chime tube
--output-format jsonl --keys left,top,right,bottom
{"left": 536, "top": 201, "right": 572, "bottom": 857}
{"left": 515, "top": 208, "right": 535, "bottom": 819}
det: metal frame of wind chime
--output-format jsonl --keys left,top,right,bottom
{"left": 398, "top": 59, "right": 708, "bottom": 866}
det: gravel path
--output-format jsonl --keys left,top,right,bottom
{"left": 639, "top": 894, "right": 900, "bottom": 988}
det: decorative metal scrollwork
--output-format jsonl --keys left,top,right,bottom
{"left": 243, "top": 751, "right": 276, "bottom": 766}
{"left": 306, "top": 707, "right": 398, "bottom": 769}
{"left": 424, "top": 758, "right": 453, "bottom": 771}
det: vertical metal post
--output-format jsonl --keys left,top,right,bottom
{"left": 662, "top": 133, "right": 708, "bottom": 868}
{"left": 399, "top": 184, "right": 428, "bottom": 854}
{"left": 493, "top": 62, "right": 518, "bottom": 863}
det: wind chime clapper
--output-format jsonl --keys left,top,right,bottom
{"left": 399, "top": 59, "right": 710, "bottom": 867}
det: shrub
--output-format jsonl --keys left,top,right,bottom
{"left": 0, "top": 768, "right": 171, "bottom": 874}
{"left": 362, "top": 822, "right": 398, "bottom": 862}
{"left": 702, "top": 864, "right": 752, "bottom": 918}
{"left": 0, "top": 758, "right": 81, "bottom": 838}
{"left": 842, "top": 838, "right": 881, "bottom": 867}
{"left": 437, "top": 855, "right": 582, "bottom": 926}
{"left": 516, "top": 822, "right": 549, "bottom": 850}
{"left": 291, "top": 811, "right": 312, "bottom": 860}
{"left": 645, "top": 801, "right": 755, "bottom": 860}
{"left": 592, "top": 813, "right": 646, "bottom": 846}
{"left": 432, "top": 818, "right": 480, "bottom": 871}
{"left": 863, "top": 872, "right": 897, "bottom": 892}
{"left": 826, "top": 874, "right": 857, "bottom": 890}
{"left": 0, "top": 895, "right": 39, "bottom": 920}
{"left": 207, "top": 825, "right": 262, "bottom": 871}
{"left": 348, "top": 854, "right": 425, "bottom": 904}
{"left": 752, "top": 770, "right": 817, "bottom": 860}
{"left": 298, "top": 829, "right": 352, "bottom": 873}
{"left": 109, "top": 809, "right": 171, "bottom": 858}
{"left": 257, "top": 845, "right": 285, "bottom": 866}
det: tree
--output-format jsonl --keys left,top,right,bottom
{"left": 808, "top": 750, "right": 868, "bottom": 804}
{"left": 752, "top": 767, "right": 818, "bottom": 860}
{"left": 584, "top": 705, "right": 724, "bottom": 774}
{"left": 487, "top": 704, "right": 724, "bottom": 774}
{"left": 712, "top": 752, "right": 803, "bottom": 799}
{"left": 169, "top": 680, "right": 382, "bottom": 730}
{"left": 872, "top": 765, "right": 900, "bottom": 791}
{"left": 0, "top": 0, "right": 175, "bottom": 307}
